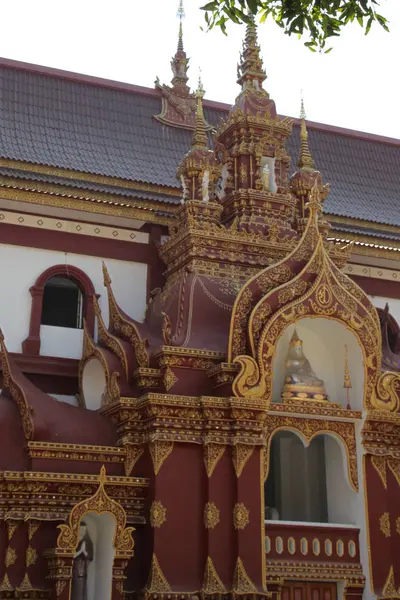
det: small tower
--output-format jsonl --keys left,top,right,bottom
{"left": 290, "top": 96, "right": 330, "bottom": 233}
{"left": 214, "top": 15, "right": 297, "bottom": 244}
{"left": 153, "top": 0, "right": 213, "bottom": 132}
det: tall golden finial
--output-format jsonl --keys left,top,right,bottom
{"left": 297, "top": 94, "right": 315, "bottom": 170}
{"left": 344, "top": 344, "right": 352, "bottom": 409}
{"left": 236, "top": 12, "right": 267, "bottom": 91}
{"left": 191, "top": 76, "right": 208, "bottom": 148}
{"left": 177, "top": 0, "right": 185, "bottom": 52}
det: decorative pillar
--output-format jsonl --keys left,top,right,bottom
{"left": 202, "top": 443, "right": 233, "bottom": 595}
{"left": 44, "top": 549, "right": 73, "bottom": 600}
{"left": 232, "top": 444, "right": 266, "bottom": 595}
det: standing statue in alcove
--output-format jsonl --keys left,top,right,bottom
{"left": 261, "top": 163, "right": 270, "bottom": 191}
{"left": 71, "top": 521, "right": 94, "bottom": 600}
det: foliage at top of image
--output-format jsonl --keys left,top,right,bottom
{"left": 201, "top": 0, "right": 389, "bottom": 52}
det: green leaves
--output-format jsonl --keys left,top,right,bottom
{"left": 200, "top": 0, "right": 389, "bottom": 52}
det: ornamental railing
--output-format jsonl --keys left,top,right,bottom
{"left": 265, "top": 520, "right": 360, "bottom": 564}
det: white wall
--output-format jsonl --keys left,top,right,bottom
{"left": 0, "top": 244, "right": 148, "bottom": 357}
{"left": 271, "top": 318, "right": 364, "bottom": 410}
{"left": 82, "top": 358, "right": 107, "bottom": 411}
{"left": 50, "top": 394, "right": 79, "bottom": 407}
{"left": 325, "top": 435, "right": 357, "bottom": 524}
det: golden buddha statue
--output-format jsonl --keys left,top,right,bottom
{"left": 281, "top": 330, "right": 328, "bottom": 402}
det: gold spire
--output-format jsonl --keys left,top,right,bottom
{"left": 236, "top": 14, "right": 267, "bottom": 90}
{"left": 297, "top": 95, "right": 315, "bottom": 170}
{"left": 344, "top": 344, "right": 352, "bottom": 389}
{"left": 191, "top": 78, "right": 208, "bottom": 148}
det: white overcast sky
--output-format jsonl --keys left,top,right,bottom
{"left": 1, "top": 0, "right": 399, "bottom": 138}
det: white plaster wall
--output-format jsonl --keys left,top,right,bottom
{"left": 82, "top": 358, "right": 107, "bottom": 411}
{"left": 0, "top": 244, "right": 147, "bottom": 357}
{"left": 271, "top": 318, "right": 364, "bottom": 410}
{"left": 370, "top": 295, "right": 400, "bottom": 325}
{"left": 83, "top": 512, "right": 115, "bottom": 600}
{"left": 50, "top": 394, "right": 79, "bottom": 407}
{"left": 325, "top": 435, "right": 357, "bottom": 525}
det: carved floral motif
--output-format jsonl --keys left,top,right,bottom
{"left": 150, "top": 501, "right": 167, "bottom": 528}
{"left": 233, "top": 503, "right": 250, "bottom": 530}
{"left": 204, "top": 502, "right": 220, "bottom": 530}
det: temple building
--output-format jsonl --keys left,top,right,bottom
{"left": 1, "top": 7, "right": 400, "bottom": 600}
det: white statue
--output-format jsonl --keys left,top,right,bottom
{"left": 262, "top": 163, "right": 270, "bottom": 191}
{"left": 180, "top": 174, "right": 188, "bottom": 203}
{"left": 71, "top": 522, "right": 93, "bottom": 600}
{"left": 202, "top": 170, "right": 210, "bottom": 202}
{"left": 216, "top": 164, "right": 229, "bottom": 201}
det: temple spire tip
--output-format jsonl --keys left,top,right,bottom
{"left": 297, "top": 94, "right": 315, "bottom": 170}
{"left": 191, "top": 75, "right": 208, "bottom": 148}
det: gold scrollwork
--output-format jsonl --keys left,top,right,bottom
{"left": 203, "top": 444, "right": 226, "bottom": 478}
{"left": 26, "top": 546, "right": 38, "bottom": 567}
{"left": 371, "top": 455, "right": 387, "bottom": 489}
{"left": 145, "top": 554, "right": 171, "bottom": 594}
{"left": 124, "top": 444, "right": 144, "bottom": 477}
{"left": 149, "top": 441, "right": 174, "bottom": 476}
{"left": 150, "top": 501, "right": 167, "bottom": 528}
{"left": 28, "top": 521, "right": 41, "bottom": 541}
{"left": 203, "top": 556, "right": 227, "bottom": 594}
{"left": 371, "top": 371, "right": 400, "bottom": 413}
{"left": 233, "top": 503, "right": 250, "bottom": 530}
{"left": 233, "top": 557, "right": 258, "bottom": 593}
{"left": 232, "top": 444, "right": 254, "bottom": 477}
{"left": 57, "top": 465, "right": 134, "bottom": 556}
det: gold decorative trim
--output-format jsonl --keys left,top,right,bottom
{"left": 233, "top": 503, "right": 250, "bottom": 530}
{"left": 264, "top": 415, "right": 359, "bottom": 492}
{"left": 382, "top": 566, "right": 400, "bottom": 598}
{"left": 163, "top": 367, "right": 178, "bottom": 391}
{"left": 7, "top": 520, "right": 19, "bottom": 542}
{"left": 0, "top": 208, "right": 148, "bottom": 244}
{"left": 124, "top": 444, "right": 144, "bottom": 476}
{"left": 56, "top": 580, "right": 67, "bottom": 597}
{"left": 57, "top": 465, "right": 135, "bottom": 555}
{"left": 204, "top": 444, "right": 226, "bottom": 478}
{"left": 149, "top": 441, "right": 174, "bottom": 476}
{"left": 5, "top": 546, "right": 17, "bottom": 567}
{"left": 0, "top": 182, "right": 172, "bottom": 226}
{"left": 233, "top": 557, "right": 258, "bottom": 594}
{"left": 388, "top": 458, "right": 400, "bottom": 486}
{"left": 145, "top": 554, "right": 172, "bottom": 594}
{"left": 150, "top": 501, "right": 167, "bottom": 528}
{"left": 28, "top": 521, "right": 41, "bottom": 541}
{"left": 379, "top": 512, "right": 391, "bottom": 538}
{"left": 203, "top": 556, "right": 227, "bottom": 594}
{"left": 0, "top": 573, "right": 13, "bottom": 592}
{"left": 27, "top": 441, "right": 125, "bottom": 463}
{"left": 204, "top": 502, "right": 220, "bottom": 530}
{"left": 26, "top": 546, "right": 38, "bottom": 567}
{"left": 396, "top": 517, "right": 400, "bottom": 536}
{"left": 371, "top": 455, "right": 387, "bottom": 489}
{"left": 0, "top": 157, "right": 181, "bottom": 199}
{"left": 232, "top": 444, "right": 254, "bottom": 477}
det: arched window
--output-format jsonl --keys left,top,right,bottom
{"left": 265, "top": 431, "right": 328, "bottom": 523}
{"left": 41, "top": 276, "right": 83, "bottom": 329}
{"left": 22, "top": 265, "right": 96, "bottom": 355}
